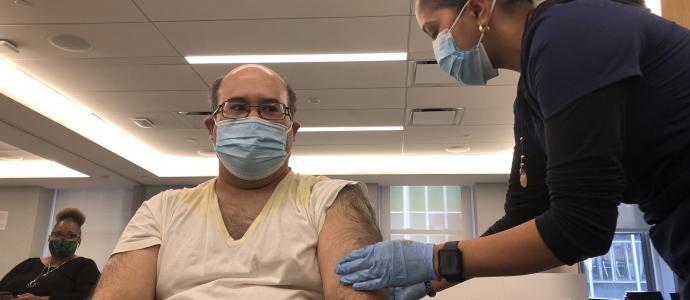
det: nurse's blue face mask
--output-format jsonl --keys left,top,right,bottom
{"left": 432, "top": 0, "right": 499, "bottom": 85}
{"left": 212, "top": 101, "right": 292, "bottom": 181}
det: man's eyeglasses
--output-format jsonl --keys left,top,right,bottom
{"left": 212, "top": 100, "right": 292, "bottom": 122}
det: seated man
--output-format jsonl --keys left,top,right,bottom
{"left": 92, "top": 65, "right": 386, "bottom": 299}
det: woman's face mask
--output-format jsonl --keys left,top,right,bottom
{"left": 49, "top": 238, "right": 79, "bottom": 259}
{"left": 432, "top": 0, "right": 499, "bottom": 85}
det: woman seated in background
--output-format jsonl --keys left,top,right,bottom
{"left": 0, "top": 208, "right": 100, "bottom": 300}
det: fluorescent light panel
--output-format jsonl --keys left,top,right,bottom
{"left": 299, "top": 126, "right": 403, "bottom": 132}
{"left": 0, "top": 160, "right": 88, "bottom": 178}
{"left": 186, "top": 52, "right": 407, "bottom": 64}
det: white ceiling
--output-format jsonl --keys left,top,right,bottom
{"left": 0, "top": 0, "right": 517, "bottom": 187}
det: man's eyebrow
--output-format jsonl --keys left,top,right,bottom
{"left": 226, "top": 97, "right": 248, "bottom": 102}
{"left": 260, "top": 98, "right": 281, "bottom": 104}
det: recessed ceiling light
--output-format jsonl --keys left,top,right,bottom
{"left": 445, "top": 145, "right": 471, "bottom": 153}
{"left": 307, "top": 98, "right": 321, "bottom": 104}
{"left": 196, "top": 150, "right": 216, "bottom": 157}
{"left": 299, "top": 126, "right": 403, "bottom": 132}
{"left": 185, "top": 52, "right": 407, "bottom": 64}
{"left": 48, "top": 34, "right": 93, "bottom": 53}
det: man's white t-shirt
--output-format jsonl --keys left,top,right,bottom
{"left": 113, "top": 171, "right": 363, "bottom": 299}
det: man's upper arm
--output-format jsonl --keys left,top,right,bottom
{"left": 317, "top": 185, "right": 387, "bottom": 300}
{"left": 92, "top": 246, "right": 159, "bottom": 300}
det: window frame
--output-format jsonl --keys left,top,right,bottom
{"left": 377, "top": 185, "right": 475, "bottom": 243}
{"left": 582, "top": 230, "right": 657, "bottom": 298}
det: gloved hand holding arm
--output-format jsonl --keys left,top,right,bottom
{"left": 335, "top": 240, "right": 439, "bottom": 290}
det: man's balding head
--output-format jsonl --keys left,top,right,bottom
{"left": 209, "top": 64, "right": 297, "bottom": 117}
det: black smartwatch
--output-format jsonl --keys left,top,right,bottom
{"left": 437, "top": 241, "right": 465, "bottom": 283}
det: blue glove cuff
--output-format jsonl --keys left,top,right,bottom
{"left": 423, "top": 243, "right": 440, "bottom": 280}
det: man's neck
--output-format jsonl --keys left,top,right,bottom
{"left": 214, "top": 165, "right": 291, "bottom": 202}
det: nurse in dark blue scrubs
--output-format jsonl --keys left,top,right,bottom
{"left": 335, "top": 0, "right": 690, "bottom": 299}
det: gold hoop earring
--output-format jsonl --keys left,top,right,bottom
{"left": 479, "top": 24, "right": 490, "bottom": 34}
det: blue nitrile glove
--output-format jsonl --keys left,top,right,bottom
{"left": 389, "top": 283, "right": 428, "bottom": 300}
{"left": 335, "top": 240, "right": 438, "bottom": 290}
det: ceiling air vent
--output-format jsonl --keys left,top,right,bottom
{"left": 407, "top": 107, "right": 464, "bottom": 126}
{"left": 132, "top": 117, "right": 155, "bottom": 129}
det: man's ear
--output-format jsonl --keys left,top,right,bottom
{"left": 204, "top": 116, "right": 216, "bottom": 143}
{"left": 291, "top": 120, "right": 300, "bottom": 138}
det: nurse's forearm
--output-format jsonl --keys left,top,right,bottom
{"left": 433, "top": 219, "right": 562, "bottom": 280}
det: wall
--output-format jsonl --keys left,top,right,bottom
{"left": 473, "top": 183, "right": 507, "bottom": 235}
{"left": 662, "top": 0, "right": 690, "bottom": 29}
{"left": 473, "top": 182, "right": 580, "bottom": 273}
{"left": 53, "top": 188, "right": 137, "bottom": 270}
{"left": 0, "top": 187, "right": 52, "bottom": 276}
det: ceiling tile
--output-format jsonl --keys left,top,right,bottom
{"left": 97, "top": 112, "right": 195, "bottom": 132}
{"left": 408, "top": 16, "right": 432, "bottom": 58}
{"left": 115, "top": 129, "right": 213, "bottom": 157}
{"left": 0, "top": 140, "right": 43, "bottom": 160}
{"left": 68, "top": 91, "right": 210, "bottom": 114}
{"left": 403, "top": 125, "right": 514, "bottom": 144}
{"left": 14, "top": 60, "right": 208, "bottom": 92}
{"left": 0, "top": 140, "right": 19, "bottom": 151}
{"left": 0, "top": 0, "right": 146, "bottom": 24}
{"left": 296, "top": 88, "right": 405, "bottom": 111}
{"left": 193, "top": 62, "right": 408, "bottom": 89}
{"left": 406, "top": 85, "right": 516, "bottom": 109}
{"left": 156, "top": 16, "right": 409, "bottom": 56}
{"left": 134, "top": 0, "right": 411, "bottom": 21}
{"left": 0, "top": 23, "right": 179, "bottom": 60}
{"left": 293, "top": 144, "right": 402, "bottom": 156}
{"left": 460, "top": 107, "right": 514, "bottom": 126}
{"left": 296, "top": 131, "right": 403, "bottom": 146}
{"left": 297, "top": 109, "right": 403, "bottom": 127}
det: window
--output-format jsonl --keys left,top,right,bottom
{"left": 385, "top": 186, "right": 473, "bottom": 243}
{"left": 584, "top": 232, "right": 655, "bottom": 299}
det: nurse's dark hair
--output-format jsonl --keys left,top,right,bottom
{"left": 418, "top": 0, "right": 645, "bottom": 10}
{"left": 209, "top": 75, "right": 298, "bottom": 117}
{"left": 56, "top": 208, "right": 86, "bottom": 227}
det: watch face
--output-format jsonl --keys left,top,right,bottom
{"left": 439, "top": 250, "right": 460, "bottom": 276}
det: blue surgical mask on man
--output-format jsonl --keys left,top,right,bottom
{"left": 214, "top": 117, "right": 290, "bottom": 180}
{"left": 432, "top": 0, "right": 499, "bottom": 85}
